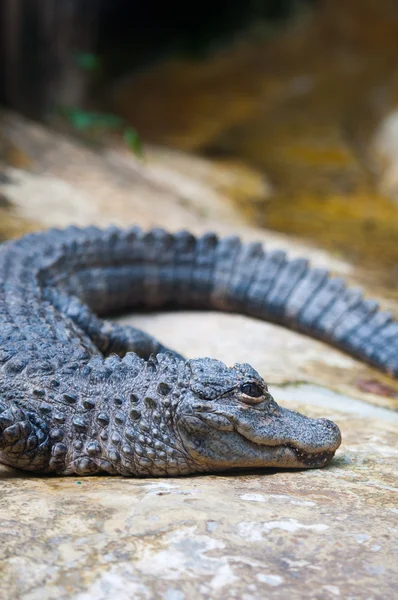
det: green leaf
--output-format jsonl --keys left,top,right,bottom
{"left": 66, "top": 109, "right": 95, "bottom": 131}
{"left": 64, "top": 108, "right": 124, "bottom": 132}
{"left": 123, "top": 128, "right": 143, "bottom": 156}
{"left": 74, "top": 52, "right": 101, "bottom": 72}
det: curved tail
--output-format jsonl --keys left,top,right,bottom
{"left": 176, "top": 231, "right": 397, "bottom": 377}
{"left": 19, "top": 226, "right": 398, "bottom": 377}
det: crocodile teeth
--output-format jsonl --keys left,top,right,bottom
{"left": 290, "top": 446, "right": 335, "bottom": 466}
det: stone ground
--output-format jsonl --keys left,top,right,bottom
{"left": 0, "top": 114, "right": 397, "bottom": 599}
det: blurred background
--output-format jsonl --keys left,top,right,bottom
{"left": 1, "top": 0, "right": 398, "bottom": 288}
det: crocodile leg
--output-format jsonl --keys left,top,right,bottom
{"left": 44, "top": 289, "right": 184, "bottom": 360}
{"left": 0, "top": 353, "right": 193, "bottom": 476}
{"left": 0, "top": 400, "right": 52, "bottom": 472}
{"left": 99, "top": 322, "right": 185, "bottom": 361}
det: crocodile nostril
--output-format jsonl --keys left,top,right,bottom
{"left": 317, "top": 418, "right": 342, "bottom": 445}
{"left": 318, "top": 418, "right": 337, "bottom": 429}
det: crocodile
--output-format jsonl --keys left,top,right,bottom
{"left": 0, "top": 225, "right": 396, "bottom": 477}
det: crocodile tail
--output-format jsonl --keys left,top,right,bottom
{"left": 204, "top": 234, "right": 397, "bottom": 377}
{"left": 108, "top": 227, "right": 397, "bottom": 377}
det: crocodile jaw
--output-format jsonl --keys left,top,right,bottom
{"left": 176, "top": 406, "right": 342, "bottom": 473}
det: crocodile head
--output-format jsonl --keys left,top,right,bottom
{"left": 175, "top": 358, "right": 341, "bottom": 473}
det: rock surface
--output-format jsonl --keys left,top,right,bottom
{"left": 373, "top": 108, "right": 398, "bottom": 201}
{"left": 0, "top": 113, "right": 397, "bottom": 599}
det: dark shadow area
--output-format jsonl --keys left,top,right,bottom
{"left": 0, "top": 0, "right": 315, "bottom": 119}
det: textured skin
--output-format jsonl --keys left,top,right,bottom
{"left": 0, "top": 225, "right": 395, "bottom": 476}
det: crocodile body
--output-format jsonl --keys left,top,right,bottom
{"left": 0, "top": 225, "right": 396, "bottom": 476}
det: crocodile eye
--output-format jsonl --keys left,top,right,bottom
{"left": 240, "top": 382, "right": 263, "bottom": 397}
{"left": 239, "top": 382, "right": 264, "bottom": 399}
